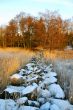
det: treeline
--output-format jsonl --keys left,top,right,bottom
{"left": 0, "top": 10, "right": 73, "bottom": 50}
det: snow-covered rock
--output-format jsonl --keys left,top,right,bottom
{"left": 0, "top": 99, "right": 18, "bottom": 110}
{"left": 4, "top": 85, "right": 25, "bottom": 93}
{"left": 50, "top": 104, "right": 60, "bottom": 110}
{"left": 4, "top": 85, "right": 25, "bottom": 99}
{"left": 40, "top": 102, "right": 50, "bottom": 110}
{"left": 19, "top": 69, "right": 26, "bottom": 75}
{"left": 27, "top": 75, "right": 38, "bottom": 83}
{"left": 48, "top": 72, "right": 57, "bottom": 77}
{"left": 45, "top": 65, "right": 53, "bottom": 72}
{"left": 43, "top": 72, "right": 57, "bottom": 79}
{"left": 18, "top": 106, "right": 39, "bottom": 110}
{"left": 28, "top": 100, "right": 40, "bottom": 107}
{"left": 37, "top": 98, "right": 46, "bottom": 105}
{"left": 22, "top": 83, "right": 38, "bottom": 100}
{"left": 50, "top": 99, "right": 72, "bottom": 110}
{"left": 0, "top": 99, "right": 5, "bottom": 110}
{"left": 49, "top": 84, "right": 65, "bottom": 99}
{"left": 43, "top": 77, "right": 57, "bottom": 85}
{"left": 10, "top": 74, "right": 24, "bottom": 85}
{"left": 38, "top": 89, "right": 51, "bottom": 99}
{"left": 16, "top": 97, "right": 28, "bottom": 105}
{"left": 5, "top": 99, "right": 18, "bottom": 110}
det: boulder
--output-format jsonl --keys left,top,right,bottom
{"left": 0, "top": 99, "right": 5, "bottom": 110}
{"left": 49, "top": 84, "right": 65, "bottom": 99}
{"left": 37, "top": 88, "right": 51, "bottom": 99}
{"left": 27, "top": 75, "right": 38, "bottom": 84}
{"left": 28, "top": 100, "right": 40, "bottom": 107}
{"left": 37, "top": 98, "right": 46, "bottom": 105}
{"left": 43, "top": 77, "right": 57, "bottom": 85}
{"left": 40, "top": 102, "right": 50, "bottom": 110}
{"left": 16, "top": 97, "right": 28, "bottom": 105}
{"left": 4, "top": 85, "right": 25, "bottom": 99}
{"left": 0, "top": 99, "right": 18, "bottom": 110}
{"left": 50, "top": 99, "right": 73, "bottom": 110}
{"left": 5, "top": 99, "right": 18, "bottom": 110}
{"left": 50, "top": 104, "right": 60, "bottom": 110}
{"left": 43, "top": 72, "right": 57, "bottom": 78}
{"left": 18, "top": 106, "right": 39, "bottom": 110}
{"left": 22, "top": 83, "right": 38, "bottom": 100}
{"left": 10, "top": 74, "right": 24, "bottom": 85}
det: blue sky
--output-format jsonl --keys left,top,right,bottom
{"left": 0, "top": 0, "right": 73, "bottom": 25}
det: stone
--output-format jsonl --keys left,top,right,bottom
{"left": 50, "top": 104, "right": 60, "bottom": 110}
{"left": 40, "top": 102, "right": 50, "bottom": 110}
{"left": 10, "top": 74, "right": 24, "bottom": 86}
{"left": 18, "top": 106, "right": 39, "bottom": 110}
{"left": 16, "top": 97, "right": 28, "bottom": 105}
{"left": 22, "top": 83, "right": 38, "bottom": 100}
{"left": 28, "top": 100, "right": 40, "bottom": 107}
{"left": 49, "top": 84, "right": 65, "bottom": 99}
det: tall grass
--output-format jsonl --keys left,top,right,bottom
{"left": 0, "top": 48, "right": 35, "bottom": 91}
{"left": 43, "top": 50, "right": 73, "bottom": 103}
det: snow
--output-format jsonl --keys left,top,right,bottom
{"left": 49, "top": 84, "right": 65, "bottom": 99}
{"left": 40, "top": 102, "right": 50, "bottom": 110}
{"left": 50, "top": 99, "right": 72, "bottom": 110}
{"left": 40, "top": 89, "right": 51, "bottom": 99}
{"left": 18, "top": 106, "right": 39, "bottom": 110}
{"left": 22, "top": 83, "right": 38, "bottom": 95}
{"left": 50, "top": 104, "right": 60, "bottom": 110}
{"left": 19, "top": 69, "right": 26, "bottom": 75}
{"left": 4, "top": 85, "right": 25, "bottom": 94}
{"left": 4, "top": 87, "right": 18, "bottom": 94}
{"left": 43, "top": 77, "right": 57, "bottom": 85}
{"left": 45, "top": 65, "right": 52, "bottom": 72}
{"left": 0, "top": 99, "right": 5, "bottom": 110}
{"left": 48, "top": 72, "right": 57, "bottom": 77}
{"left": 26, "top": 63, "right": 35, "bottom": 67}
{"left": 27, "top": 76, "right": 38, "bottom": 82}
{"left": 28, "top": 100, "right": 40, "bottom": 107}
{"left": 5, "top": 99, "right": 18, "bottom": 110}
{"left": 16, "top": 97, "right": 28, "bottom": 105}
{"left": 43, "top": 72, "right": 57, "bottom": 79}
{"left": 10, "top": 74, "right": 23, "bottom": 79}
{"left": 37, "top": 98, "right": 46, "bottom": 105}
{"left": 35, "top": 69, "right": 42, "bottom": 74}
{"left": 0, "top": 99, "right": 18, "bottom": 110}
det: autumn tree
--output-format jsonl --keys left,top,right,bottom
{"left": 5, "top": 19, "right": 18, "bottom": 47}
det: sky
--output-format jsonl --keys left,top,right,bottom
{"left": 0, "top": 0, "right": 73, "bottom": 25}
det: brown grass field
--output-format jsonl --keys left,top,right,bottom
{"left": 0, "top": 48, "right": 73, "bottom": 102}
{"left": 0, "top": 48, "right": 35, "bottom": 91}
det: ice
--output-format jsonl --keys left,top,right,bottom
{"left": 40, "top": 102, "right": 50, "bottom": 110}
{"left": 49, "top": 84, "right": 65, "bottom": 98}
